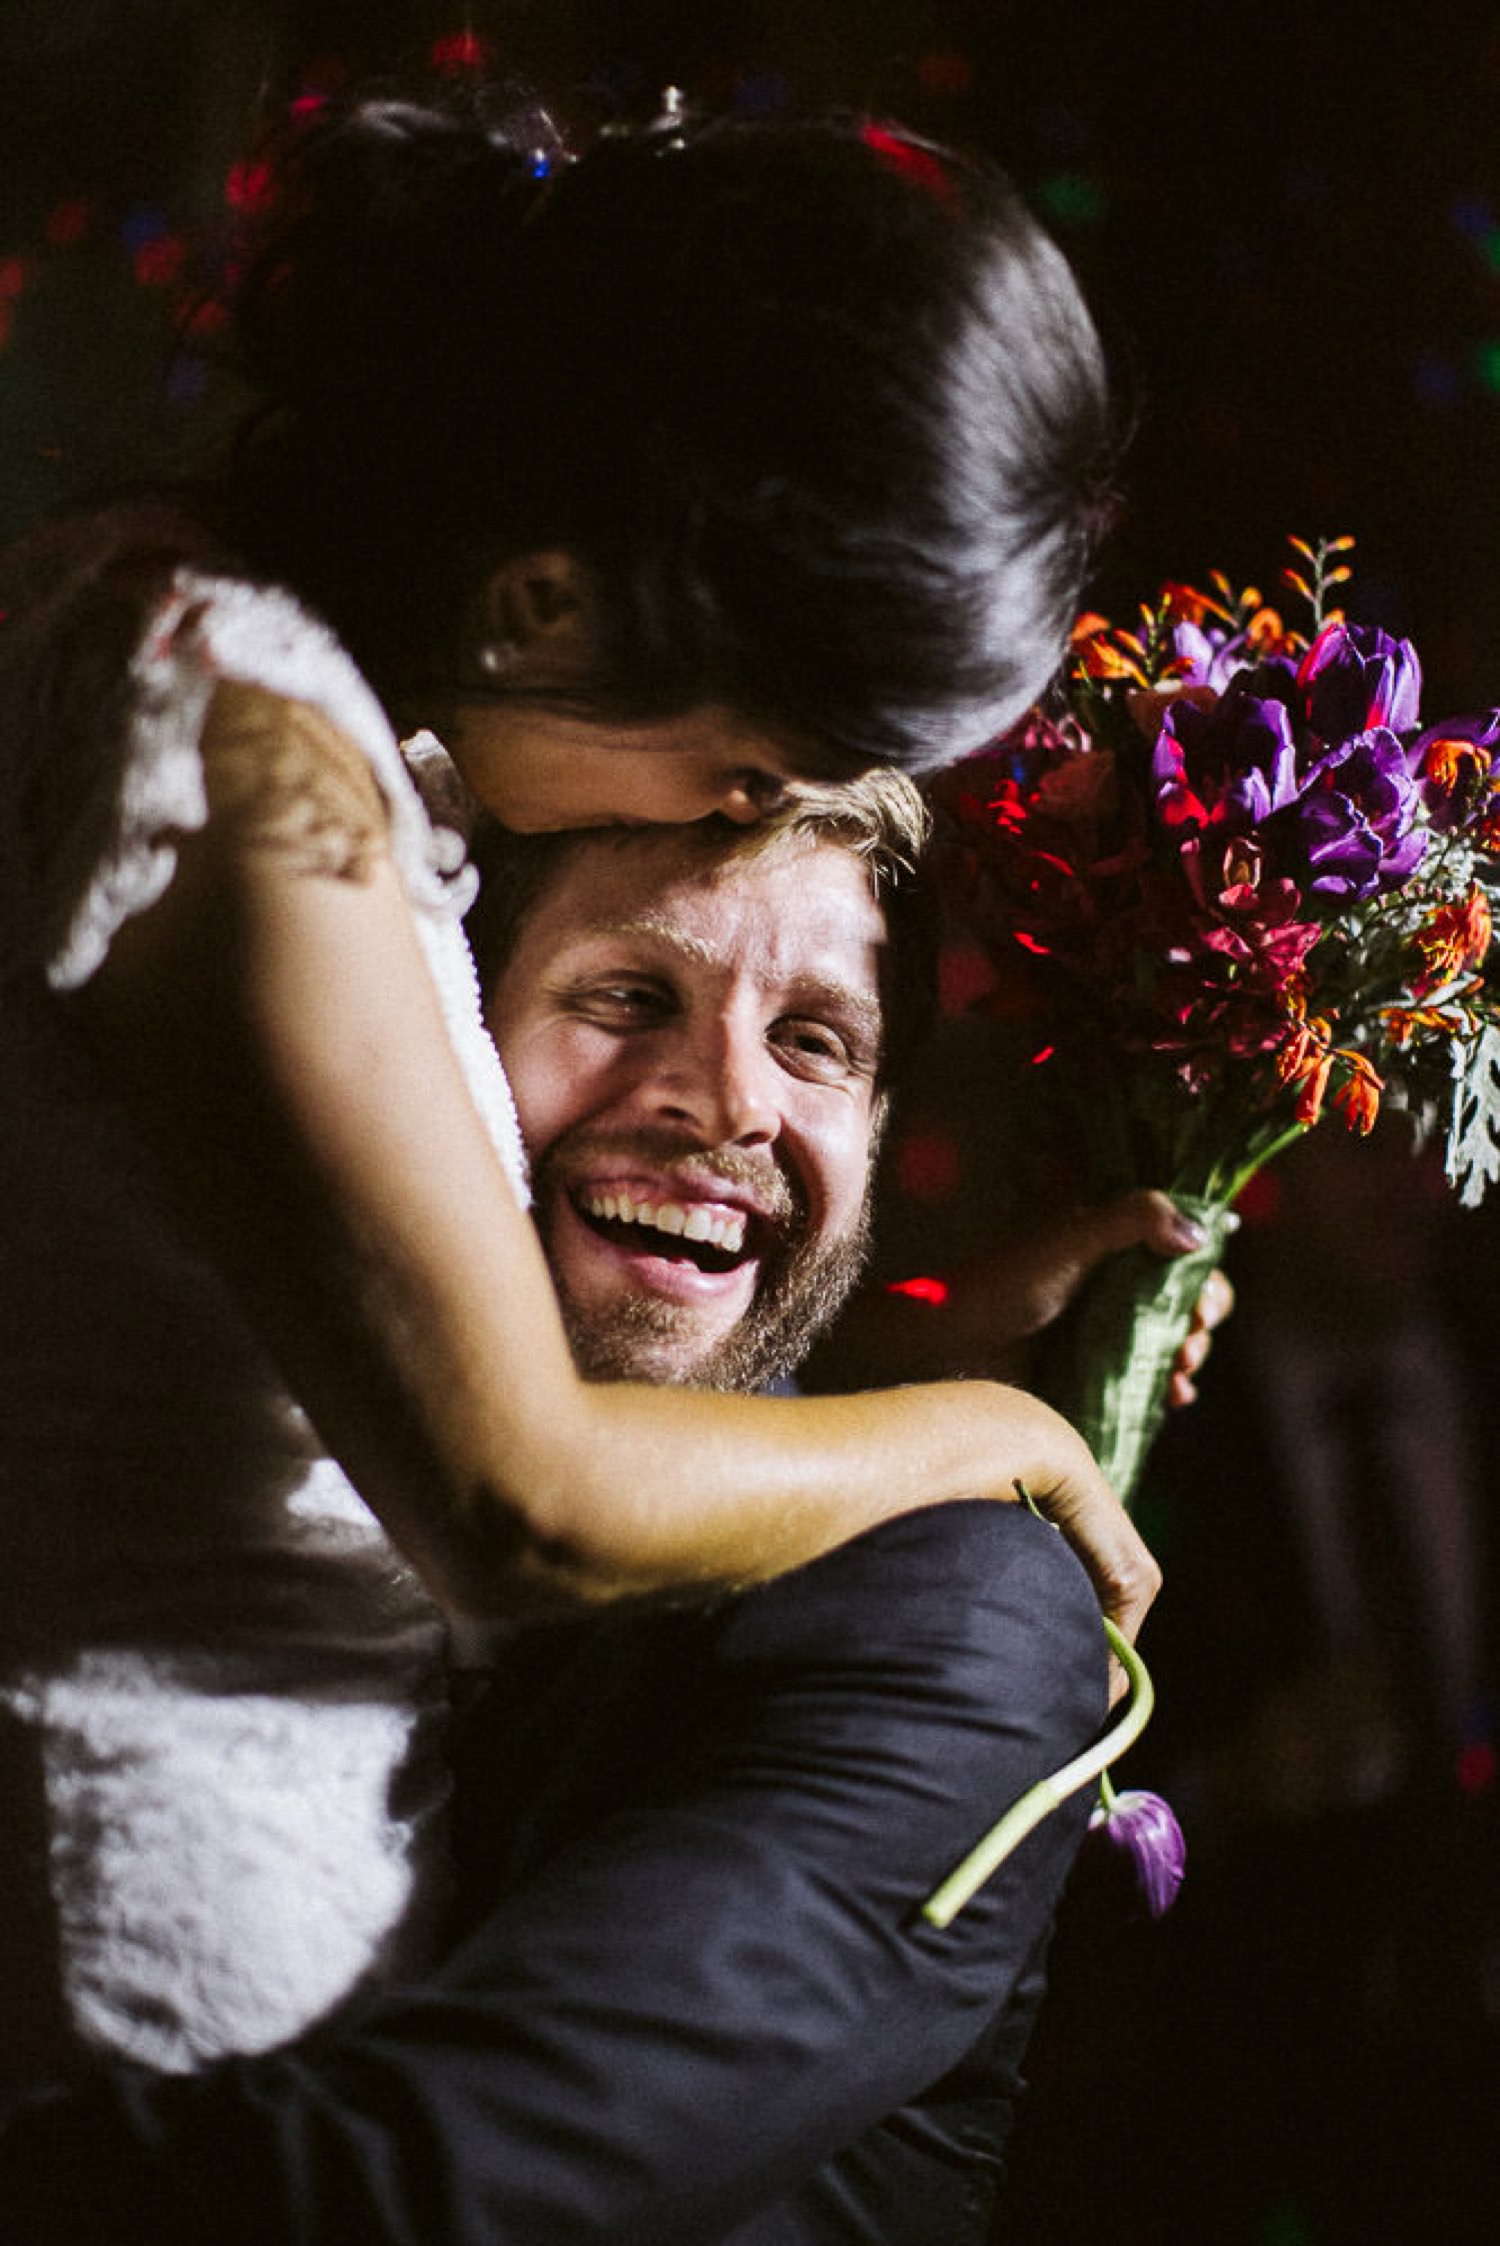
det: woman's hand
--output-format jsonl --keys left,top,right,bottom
{"left": 804, "top": 1187, "right": 1234, "bottom": 1403}
{"left": 996, "top": 1389, "right": 1161, "bottom": 1647}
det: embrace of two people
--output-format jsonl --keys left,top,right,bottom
{"left": 0, "top": 82, "right": 1220, "bottom": 2246}
{"left": 5, "top": 781, "right": 1218, "bottom": 2244}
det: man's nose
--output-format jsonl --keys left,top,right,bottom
{"left": 647, "top": 1015, "right": 779, "bottom": 1147}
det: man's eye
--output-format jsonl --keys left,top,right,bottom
{"left": 573, "top": 980, "right": 672, "bottom": 1024}
{"left": 773, "top": 1019, "right": 856, "bottom": 1075}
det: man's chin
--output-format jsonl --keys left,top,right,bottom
{"left": 559, "top": 1222, "right": 871, "bottom": 1395}
{"left": 560, "top": 1290, "right": 742, "bottom": 1388}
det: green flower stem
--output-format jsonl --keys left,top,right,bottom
{"left": 1207, "top": 1120, "right": 1309, "bottom": 1207}
{"left": 921, "top": 1619, "right": 1153, "bottom": 1930}
{"left": 1036, "top": 1193, "right": 1235, "bottom": 1507}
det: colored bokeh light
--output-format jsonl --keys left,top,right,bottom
{"left": 1035, "top": 170, "right": 1107, "bottom": 226}
{"left": 133, "top": 234, "right": 185, "bottom": 288}
{"left": 225, "top": 159, "right": 275, "bottom": 212}
{"left": 1457, "top": 1739, "right": 1496, "bottom": 1795}
{"left": 885, "top": 1275, "right": 951, "bottom": 1307}
{"left": 431, "top": 30, "right": 490, "bottom": 76}
{"left": 895, "top": 1127, "right": 962, "bottom": 1202}
{"left": 44, "top": 199, "right": 92, "bottom": 249}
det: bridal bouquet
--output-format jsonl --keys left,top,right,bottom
{"left": 933, "top": 538, "right": 1500, "bottom": 1504}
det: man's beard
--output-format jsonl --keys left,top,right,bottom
{"left": 531, "top": 1133, "right": 872, "bottom": 1394}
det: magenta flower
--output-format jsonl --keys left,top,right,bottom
{"left": 1297, "top": 618, "right": 1422, "bottom": 742}
{"left": 1078, "top": 1784, "right": 1186, "bottom": 1921}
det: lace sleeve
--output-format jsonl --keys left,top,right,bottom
{"left": 45, "top": 570, "right": 470, "bottom": 991}
{"left": 36, "top": 564, "right": 528, "bottom": 1199}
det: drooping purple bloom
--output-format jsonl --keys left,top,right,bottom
{"left": 1077, "top": 1787, "right": 1186, "bottom": 1921}
{"left": 1297, "top": 619, "right": 1422, "bottom": 743}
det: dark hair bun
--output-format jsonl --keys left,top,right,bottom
{"left": 217, "top": 87, "right": 1112, "bottom": 776}
{"left": 229, "top": 95, "right": 554, "bottom": 426}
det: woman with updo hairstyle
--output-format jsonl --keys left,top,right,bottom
{"left": 0, "top": 83, "right": 1148, "bottom": 2073}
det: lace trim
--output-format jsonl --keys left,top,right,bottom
{"left": 45, "top": 571, "right": 526, "bottom": 1195}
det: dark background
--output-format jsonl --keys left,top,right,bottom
{"left": 4, "top": 5, "right": 1499, "bottom": 2241}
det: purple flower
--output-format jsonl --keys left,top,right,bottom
{"left": 1152, "top": 674, "right": 1301, "bottom": 837}
{"left": 1152, "top": 677, "right": 1427, "bottom": 899}
{"left": 1276, "top": 727, "right": 1428, "bottom": 897}
{"left": 1297, "top": 619, "right": 1422, "bottom": 743}
{"left": 1170, "top": 620, "right": 1298, "bottom": 697}
{"left": 1078, "top": 1787, "right": 1186, "bottom": 1921}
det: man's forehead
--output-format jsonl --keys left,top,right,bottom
{"left": 527, "top": 830, "right": 886, "bottom": 987}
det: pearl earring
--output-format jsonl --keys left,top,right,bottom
{"left": 475, "top": 641, "right": 512, "bottom": 678}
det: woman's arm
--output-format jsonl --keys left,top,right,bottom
{"left": 78, "top": 686, "right": 1157, "bottom": 1634}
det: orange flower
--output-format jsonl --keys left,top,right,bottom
{"left": 1417, "top": 889, "right": 1493, "bottom": 991}
{"left": 1332, "top": 1052, "right": 1383, "bottom": 1135}
{"left": 1072, "top": 616, "right": 1147, "bottom": 684}
{"left": 1243, "top": 604, "right": 1301, "bottom": 661}
{"left": 1294, "top": 1053, "right": 1333, "bottom": 1126}
{"left": 1158, "top": 580, "right": 1228, "bottom": 627}
{"left": 1421, "top": 735, "right": 1492, "bottom": 795}
{"left": 1382, "top": 1002, "right": 1456, "bottom": 1047}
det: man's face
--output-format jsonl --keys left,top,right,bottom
{"left": 486, "top": 831, "right": 886, "bottom": 1389}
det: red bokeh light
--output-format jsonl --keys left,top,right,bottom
{"left": 859, "top": 125, "right": 957, "bottom": 208}
{"left": 225, "top": 160, "right": 275, "bottom": 213}
{"left": 134, "top": 235, "right": 185, "bottom": 289}
{"left": 895, "top": 1127, "right": 962, "bottom": 1202}
{"left": 45, "top": 198, "right": 92, "bottom": 248}
{"left": 937, "top": 942, "right": 997, "bottom": 1015}
{"left": 1458, "top": 1740, "right": 1496, "bottom": 1795}
{"left": 886, "top": 1275, "right": 951, "bottom": 1307}
{"left": 431, "top": 31, "right": 490, "bottom": 75}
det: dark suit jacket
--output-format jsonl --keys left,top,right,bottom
{"left": 0, "top": 1501, "right": 1106, "bottom": 2245}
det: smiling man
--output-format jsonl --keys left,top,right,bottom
{"left": 475, "top": 793, "right": 906, "bottom": 1396}
{"left": 0, "top": 777, "right": 1174, "bottom": 2246}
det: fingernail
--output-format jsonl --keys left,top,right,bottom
{"left": 1167, "top": 1207, "right": 1207, "bottom": 1250}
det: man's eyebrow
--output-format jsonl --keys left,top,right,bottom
{"left": 568, "top": 915, "right": 884, "bottom": 1043}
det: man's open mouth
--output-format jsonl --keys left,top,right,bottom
{"left": 573, "top": 1189, "right": 756, "bottom": 1276}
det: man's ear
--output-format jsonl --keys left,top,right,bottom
{"left": 481, "top": 551, "right": 599, "bottom": 675}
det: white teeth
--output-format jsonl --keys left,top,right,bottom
{"left": 582, "top": 1191, "right": 748, "bottom": 1255}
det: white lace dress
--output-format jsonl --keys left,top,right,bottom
{"left": 0, "top": 569, "right": 526, "bottom": 2073}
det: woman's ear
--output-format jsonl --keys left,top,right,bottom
{"left": 479, "top": 551, "right": 599, "bottom": 677}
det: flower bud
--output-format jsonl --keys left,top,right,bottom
{"left": 1077, "top": 1786, "right": 1186, "bottom": 1921}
